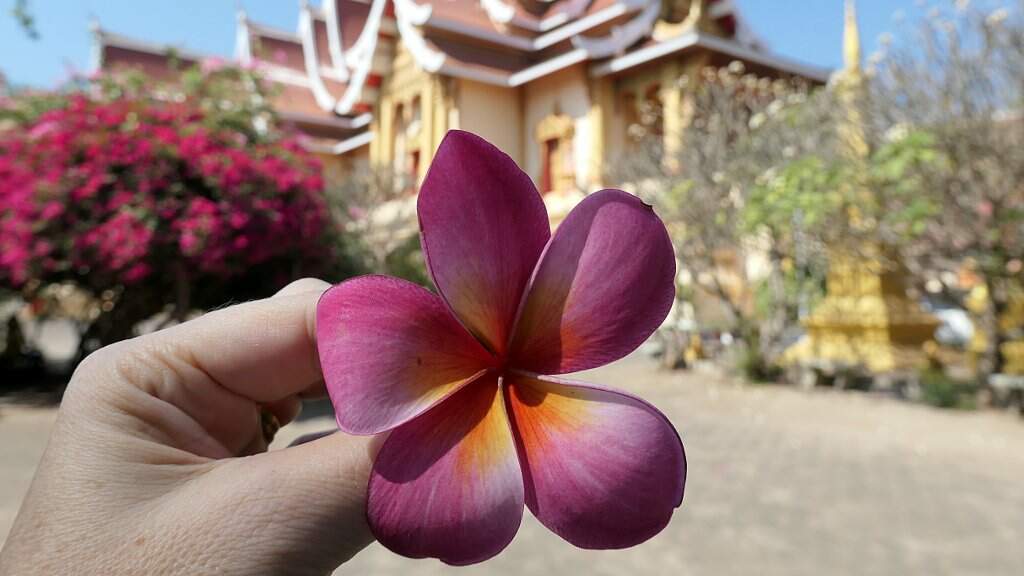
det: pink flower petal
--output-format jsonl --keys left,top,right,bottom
{"left": 418, "top": 130, "right": 551, "bottom": 355}
{"left": 368, "top": 376, "right": 525, "bottom": 565}
{"left": 504, "top": 373, "right": 686, "bottom": 549}
{"left": 317, "top": 275, "right": 494, "bottom": 435}
{"left": 509, "top": 189, "right": 676, "bottom": 374}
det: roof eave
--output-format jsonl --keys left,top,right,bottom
{"left": 304, "top": 130, "right": 374, "bottom": 155}
{"left": 589, "top": 31, "right": 830, "bottom": 82}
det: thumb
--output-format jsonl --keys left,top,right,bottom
{"left": 204, "top": 430, "right": 382, "bottom": 574}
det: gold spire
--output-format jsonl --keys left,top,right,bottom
{"left": 843, "top": 0, "right": 862, "bottom": 75}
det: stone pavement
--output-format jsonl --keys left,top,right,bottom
{"left": 2, "top": 354, "right": 1023, "bottom": 575}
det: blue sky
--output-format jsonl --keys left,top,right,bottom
{"left": 0, "top": 1, "right": 1010, "bottom": 88}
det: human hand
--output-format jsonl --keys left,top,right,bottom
{"left": 0, "top": 278, "right": 377, "bottom": 576}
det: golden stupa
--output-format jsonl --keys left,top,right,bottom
{"left": 784, "top": 0, "right": 939, "bottom": 377}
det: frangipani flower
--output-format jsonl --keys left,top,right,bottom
{"left": 317, "top": 130, "right": 686, "bottom": 565}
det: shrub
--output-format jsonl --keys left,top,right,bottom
{"left": 919, "top": 368, "right": 977, "bottom": 410}
{"left": 0, "top": 66, "right": 360, "bottom": 358}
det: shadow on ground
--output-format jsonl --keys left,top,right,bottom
{"left": 0, "top": 365, "right": 67, "bottom": 407}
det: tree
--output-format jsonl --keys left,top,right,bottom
{"left": 0, "top": 64, "right": 360, "bottom": 360}
{"left": 10, "top": 0, "right": 38, "bottom": 40}
{"left": 326, "top": 163, "right": 429, "bottom": 286}
{"left": 618, "top": 65, "right": 844, "bottom": 376}
{"left": 866, "top": 1, "right": 1024, "bottom": 379}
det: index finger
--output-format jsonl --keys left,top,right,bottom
{"left": 142, "top": 281, "right": 330, "bottom": 403}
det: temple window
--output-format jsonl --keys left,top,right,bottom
{"left": 643, "top": 84, "right": 664, "bottom": 138}
{"left": 623, "top": 92, "right": 639, "bottom": 140}
{"left": 534, "top": 114, "right": 575, "bottom": 193}
{"left": 408, "top": 148, "right": 421, "bottom": 192}
{"left": 408, "top": 95, "right": 422, "bottom": 137}
{"left": 643, "top": 84, "right": 665, "bottom": 160}
{"left": 622, "top": 84, "right": 665, "bottom": 158}
{"left": 393, "top": 102, "right": 406, "bottom": 176}
{"left": 540, "top": 138, "right": 558, "bottom": 193}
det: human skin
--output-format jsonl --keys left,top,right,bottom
{"left": 0, "top": 278, "right": 378, "bottom": 576}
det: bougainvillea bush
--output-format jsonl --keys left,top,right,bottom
{"left": 0, "top": 66, "right": 358, "bottom": 358}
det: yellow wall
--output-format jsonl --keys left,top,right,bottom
{"left": 602, "top": 53, "right": 708, "bottom": 172}
{"left": 523, "top": 64, "right": 592, "bottom": 189}
{"left": 371, "top": 43, "right": 449, "bottom": 181}
{"left": 367, "top": 49, "right": 714, "bottom": 193}
{"left": 319, "top": 150, "right": 365, "bottom": 189}
{"left": 607, "top": 66, "right": 661, "bottom": 162}
{"left": 454, "top": 79, "right": 524, "bottom": 165}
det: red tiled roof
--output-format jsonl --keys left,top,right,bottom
{"left": 399, "top": 0, "right": 787, "bottom": 85}
{"left": 337, "top": 0, "right": 374, "bottom": 50}
{"left": 428, "top": 0, "right": 535, "bottom": 40}
{"left": 93, "top": 0, "right": 825, "bottom": 153}
{"left": 314, "top": 18, "right": 333, "bottom": 62}
{"left": 253, "top": 35, "right": 306, "bottom": 71}
{"left": 102, "top": 45, "right": 197, "bottom": 81}
{"left": 270, "top": 82, "right": 332, "bottom": 117}
{"left": 95, "top": 30, "right": 364, "bottom": 148}
{"left": 426, "top": 33, "right": 531, "bottom": 73}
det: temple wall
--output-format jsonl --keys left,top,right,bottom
{"left": 454, "top": 79, "right": 524, "bottom": 165}
{"left": 608, "top": 66, "right": 662, "bottom": 164}
{"left": 604, "top": 53, "right": 710, "bottom": 176}
{"left": 372, "top": 43, "right": 449, "bottom": 182}
{"left": 318, "top": 152, "right": 352, "bottom": 190}
{"left": 523, "top": 64, "right": 592, "bottom": 190}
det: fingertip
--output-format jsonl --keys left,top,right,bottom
{"left": 276, "top": 277, "right": 332, "bottom": 298}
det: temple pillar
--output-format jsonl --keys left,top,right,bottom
{"left": 660, "top": 60, "right": 682, "bottom": 172}
{"left": 373, "top": 92, "right": 395, "bottom": 169}
{"left": 587, "top": 76, "right": 613, "bottom": 189}
{"left": 432, "top": 76, "right": 451, "bottom": 155}
{"left": 418, "top": 75, "right": 435, "bottom": 181}
{"left": 535, "top": 114, "right": 576, "bottom": 193}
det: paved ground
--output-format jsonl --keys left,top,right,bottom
{"left": 2, "top": 355, "right": 1023, "bottom": 575}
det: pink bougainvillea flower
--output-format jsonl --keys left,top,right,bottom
{"left": 317, "top": 130, "right": 685, "bottom": 565}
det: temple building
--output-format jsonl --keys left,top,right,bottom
{"left": 93, "top": 0, "right": 827, "bottom": 218}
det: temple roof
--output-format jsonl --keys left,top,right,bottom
{"left": 390, "top": 0, "right": 826, "bottom": 85}
{"left": 91, "top": 0, "right": 828, "bottom": 155}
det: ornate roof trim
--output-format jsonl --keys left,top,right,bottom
{"left": 479, "top": 0, "right": 516, "bottom": 24}
{"left": 322, "top": 0, "right": 350, "bottom": 74}
{"left": 344, "top": 0, "right": 388, "bottom": 69}
{"left": 481, "top": 0, "right": 594, "bottom": 32}
{"left": 279, "top": 110, "right": 373, "bottom": 130}
{"left": 299, "top": 4, "right": 343, "bottom": 111}
{"left": 336, "top": 0, "right": 389, "bottom": 114}
{"left": 294, "top": 0, "right": 388, "bottom": 115}
{"left": 533, "top": 0, "right": 646, "bottom": 50}
{"left": 304, "top": 129, "right": 375, "bottom": 155}
{"left": 570, "top": 0, "right": 659, "bottom": 58}
{"left": 235, "top": 9, "right": 253, "bottom": 66}
{"left": 425, "top": 0, "right": 648, "bottom": 53}
{"left": 394, "top": 0, "right": 447, "bottom": 73}
{"left": 397, "top": 0, "right": 661, "bottom": 87}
